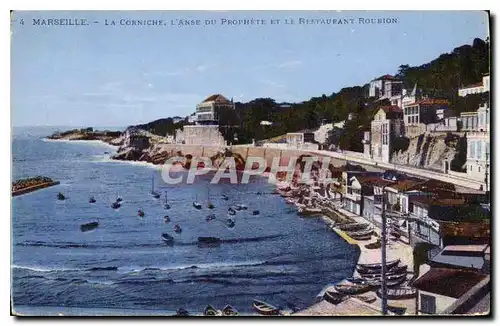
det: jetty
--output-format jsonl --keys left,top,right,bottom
{"left": 12, "top": 176, "right": 60, "bottom": 197}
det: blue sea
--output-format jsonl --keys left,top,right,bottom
{"left": 11, "top": 126, "right": 359, "bottom": 316}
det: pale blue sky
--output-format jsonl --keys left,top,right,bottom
{"left": 11, "top": 11, "right": 489, "bottom": 127}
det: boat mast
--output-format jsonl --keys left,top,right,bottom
{"left": 381, "top": 185, "right": 388, "bottom": 315}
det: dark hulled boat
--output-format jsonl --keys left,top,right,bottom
{"left": 193, "top": 201, "right": 202, "bottom": 209}
{"left": 203, "top": 305, "right": 220, "bottom": 316}
{"left": 138, "top": 209, "right": 145, "bottom": 217}
{"left": 57, "top": 192, "right": 65, "bottom": 200}
{"left": 323, "top": 290, "right": 345, "bottom": 305}
{"left": 334, "top": 283, "right": 371, "bottom": 295}
{"left": 252, "top": 210, "right": 260, "bottom": 215}
{"left": 206, "top": 214, "right": 216, "bottom": 221}
{"left": 80, "top": 221, "right": 99, "bottom": 232}
{"left": 161, "top": 233, "right": 174, "bottom": 244}
{"left": 226, "top": 218, "right": 235, "bottom": 228}
{"left": 221, "top": 194, "right": 229, "bottom": 201}
{"left": 228, "top": 207, "right": 236, "bottom": 215}
{"left": 175, "top": 308, "right": 189, "bottom": 316}
{"left": 174, "top": 224, "right": 182, "bottom": 234}
{"left": 358, "top": 265, "right": 408, "bottom": 277}
{"left": 111, "top": 201, "right": 121, "bottom": 209}
{"left": 89, "top": 196, "right": 96, "bottom": 203}
{"left": 252, "top": 299, "right": 280, "bottom": 316}
{"left": 357, "top": 259, "right": 400, "bottom": 271}
{"left": 222, "top": 304, "right": 238, "bottom": 316}
{"left": 164, "top": 215, "right": 171, "bottom": 223}
{"left": 116, "top": 197, "right": 123, "bottom": 202}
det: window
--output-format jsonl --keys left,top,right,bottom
{"left": 478, "top": 166, "right": 481, "bottom": 172}
{"left": 469, "top": 142, "right": 476, "bottom": 158}
{"left": 420, "top": 294, "right": 437, "bottom": 314}
{"left": 476, "top": 141, "right": 482, "bottom": 159}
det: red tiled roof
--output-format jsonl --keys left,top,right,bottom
{"left": 201, "top": 94, "right": 231, "bottom": 103}
{"left": 413, "top": 268, "right": 487, "bottom": 298}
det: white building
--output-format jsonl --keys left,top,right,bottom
{"left": 458, "top": 75, "right": 490, "bottom": 97}
{"left": 367, "top": 106, "right": 404, "bottom": 163}
{"left": 465, "top": 104, "right": 490, "bottom": 189}
{"left": 195, "top": 94, "right": 234, "bottom": 125}
{"left": 369, "top": 75, "right": 403, "bottom": 99}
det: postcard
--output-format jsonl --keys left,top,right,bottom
{"left": 10, "top": 10, "right": 490, "bottom": 316}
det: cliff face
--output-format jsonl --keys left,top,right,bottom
{"left": 391, "top": 133, "right": 464, "bottom": 172}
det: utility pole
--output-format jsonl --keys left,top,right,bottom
{"left": 381, "top": 185, "right": 388, "bottom": 315}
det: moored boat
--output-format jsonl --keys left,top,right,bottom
{"left": 235, "top": 204, "right": 247, "bottom": 211}
{"left": 334, "top": 282, "right": 371, "bottom": 295}
{"left": 175, "top": 308, "right": 189, "bottom": 316}
{"left": 221, "top": 194, "right": 229, "bottom": 201}
{"left": 377, "top": 286, "right": 417, "bottom": 300}
{"left": 353, "top": 294, "right": 377, "bottom": 304}
{"left": 337, "top": 222, "right": 369, "bottom": 231}
{"left": 80, "top": 221, "right": 98, "bottom": 232}
{"left": 252, "top": 210, "right": 260, "bottom": 215}
{"left": 164, "top": 215, "right": 171, "bottom": 223}
{"left": 358, "top": 265, "right": 408, "bottom": 278}
{"left": 111, "top": 201, "right": 121, "bottom": 209}
{"left": 203, "top": 304, "right": 220, "bottom": 316}
{"left": 193, "top": 201, "right": 202, "bottom": 209}
{"left": 350, "top": 233, "right": 372, "bottom": 241}
{"left": 88, "top": 196, "right": 96, "bottom": 203}
{"left": 57, "top": 192, "right": 65, "bottom": 200}
{"left": 206, "top": 214, "right": 216, "bottom": 221}
{"left": 174, "top": 224, "right": 182, "bottom": 234}
{"left": 252, "top": 299, "right": 280, "bottom": 316}
{"left": 228, "top": 207, "right": 236, "bottom": 215}
{"left": 164, "top": 191, "right": 171, "bottom": 209}
{"left": 226, "top": 218, "right": 235, "bottom": 228}
{"left": 347, "top": 228, "right": 373, "bottom": 237}
{"left": 222, "top": 304, "right": 238, "bottom": 316}
{"left": 323, "top": 290, "right": 345, "bottom": 305}
{"left": 161, "top": 232, "right": 174, "bottom": 244}
{"left": 137, "top": 209, "right": 145, "bottom": 217}
{"left": 357, "top": 259, "right": 401, "bottom": 271}
{"left": 116, "top": 197, "right": 123, "bottom": 202}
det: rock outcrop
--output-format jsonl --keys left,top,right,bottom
{"left": 391, "top": 132, "right": 464, "bottom": 171}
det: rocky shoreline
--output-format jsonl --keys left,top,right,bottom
{"left": 12, "top": 176, "right": 60, "bottom": 196}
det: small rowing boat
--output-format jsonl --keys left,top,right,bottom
{"left": 378, "top": 286, "right": 417, "bottom": 300}
{"left": 57, "top": 192, "right": 65, "bottom": 201}
{"left": 252, "top": 210, "right": 260, "bottom": 215}
{"left": 353, "top": 294, "right": 377, "bottom": 304}
{"left": 164, "top": 215, "right": 171, "bottom": 223}
{"left": 174, "top": 308, "right": 189, "bottom": 316}
{"left": 111, "top": 201, "right": 121, "bottom": 209}
{"left": 334, "top": 283, "right": 371, "bottom": 295}
{"left": 234, "top": 204, "right": 247, "bottom": 211}
{"left": 226, "top": 218, "right": 235, "bottom": 228}
{"left": 222, "top": 304, "right": 238, "bottom": 316}
{"left": 357, "top": 259, "right": 400, "bottom": 271}
{"left": 137, "top": 209, "right": 145, "bottom": 217}
{"left": 206, "top": 214, "right": 216, "bottom": 221}
{"left": 359, "top": 265, "right": 408, "bottom": 278}
{"left": 323, "top": 290, "right": 345, "bottom": 305}
{"left": 228, "top": 207, "right": 236, "bottom": 215}
{"left": 252, "top": 299, "right": 280, "bottom": 316}
{"left": 193, "top": 201, "right": 202, "bottom": 209}
{"left": 161, "top": 233, "right": 174, "bottom": 244}
{"left": 203, "top": 304, "right": 220, "bottom": 316}
{"left": 80, "top": 221, "right": 98, "bottom": 232}
{"left": 174, "top": 224, "right": 182, "bottom": 233}
{"left": 88, "top": 196, "right": 96, "bottom": 204}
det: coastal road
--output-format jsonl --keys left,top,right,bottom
{"left": 308, "top": 149, "right": 485, "bottom": 191}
